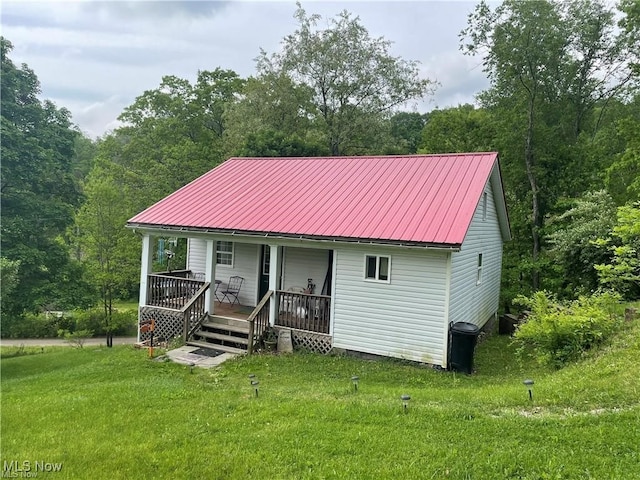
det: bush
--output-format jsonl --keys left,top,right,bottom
{"left": 58, "top": 329, "right": 94, "bottom": 348}
{"left": 1, "top": 308, "right": 137, "bottom": 339}
{"left": 513, "top": 291, "right": 623, "bottom": 368}
{"left": 73, "top": 308, "right": 137, "bottom": 336}
{"left": 2, "top": 312, "right": 73, "bottom": 339}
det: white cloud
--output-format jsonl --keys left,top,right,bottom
{"left": 2, "top": 0, "right": 489, "bottom": 138}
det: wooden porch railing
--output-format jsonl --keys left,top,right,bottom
{"left": 276, "top": 291, "right": 331, "bottom": 334}
{"left": 154, "top": 269, "right": 192, "bottom": 278}
{"left": 182, "top": 282, "right": 210, "bottom": 341}
{"left": 147, "top": 273, "right": 206, "bottom": 309}
{"left": 247, "top": 290, "right": 273, "bottom": 354}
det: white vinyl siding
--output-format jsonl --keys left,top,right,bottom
{"left": 332, "top": 247, "right": 449, "bottom": 365}
{"left": 187, "top": 238, "right": 207, "bottom": 275}
{"left": 187, "top": 239, "right": 259, "bottom": 306}
{"left": 281, "top": 247, "right": 330, "bottom": 294}
{"left": 215, "top": 242, "right": 259, "bottom": 307}
{"left": 449, "top": 181, "right": 503, "bottom": 327}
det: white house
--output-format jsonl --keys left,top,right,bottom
{"left": 127, "top": 153, "right": 510, "bottom": 367}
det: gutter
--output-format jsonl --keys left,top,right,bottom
{"left": 126, "top": 223, "right": 462, "bottom": 252}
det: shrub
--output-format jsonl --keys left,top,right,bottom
{"left": 58, "top": 329, "right": 94, "bottom": 348}
{"left": 72, "top": 308, "right": 137, "bottom": 336}
{"left": 2, "top": 312, "right": 71, "bottom": 339}
{"left": 513, "top": 291, "right": 623, "bottom": 368}
{"left": 1, "top": 309, "right": 137, "bottom": 339}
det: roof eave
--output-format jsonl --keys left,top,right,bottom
{"left": 126, "top": 222, "right": 462, "bottom": 252}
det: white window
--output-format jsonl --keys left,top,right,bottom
{"left": 216, "top": 241, "right": 233, "bottom": 266}
{"left": 482, "top": 192, "right": 488, "bottom": 221}
{"left": 477, "top": 253, "right": 483, "bottom": 285}
{"left": 364, "top": 255, "right": 390, "bottom": 283}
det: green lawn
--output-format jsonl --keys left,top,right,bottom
{"left": 2, "top": 321, "right": 639, "bottom": 479}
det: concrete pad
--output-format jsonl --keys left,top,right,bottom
{"left": 165, "top": 346, "right": 236, "bottom": 368}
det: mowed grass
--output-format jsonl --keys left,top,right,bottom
{"left": 2, "top": 322, "right": 639, "bottom": 480}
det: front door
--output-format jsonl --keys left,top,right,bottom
{"left": 259, "top": 245, "right": 270, "bottom": 300}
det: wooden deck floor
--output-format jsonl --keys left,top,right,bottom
{"left": 212, "top": 301, "right": 254, "bottom": 320}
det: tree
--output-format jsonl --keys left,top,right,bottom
{"left": 619, "top": 0, "right": 640, "bottom": 76}
{"left": 223, "top": 73, "right": 322, "bottom": 157}
{"left": 418, "top": 105, "right": 495, "bottom": 153}
{"left": 0, "top": 258, "right": 20, "bottom": 310}
{"left": 239, "top": 130, "right": 329, "bottom": 157}
{"left": 74, "top": 161, "right": 140, "bottom": 346}
{"left": 594, "top": 202, "right": 640, "bottom": 299}
{"left": 605, "top": 112, "right": 640, "bottom": 204}
{"left": 256, "top": 4, "right": 436, "bottom": 155}
{"left": 461, "top": 0, "right": 634, "bottom": 292}
{"left": 386, "top": 112, "right": 429, "bottom": 154}
{"left": 96, "top": 69, "right": 245, "bottom": 216}
{"left": 546, "top": 191, "right": 617, "bottom": 295}
{"left": 1, "top": 37, "right": 84, "bottom": 315}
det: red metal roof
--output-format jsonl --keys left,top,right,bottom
{"left": 128, "top": 153, "right": 501, "bottom": 247}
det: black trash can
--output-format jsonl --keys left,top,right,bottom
{"left": 449, "top": 322, "right": 480, "bottom": 374}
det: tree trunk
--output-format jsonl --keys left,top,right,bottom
{"left": 524, "top": 96, "right": 540, "bottom": 291}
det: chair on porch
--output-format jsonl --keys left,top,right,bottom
{"left": 219, "top": 276, "right": 244, "bottom": 306}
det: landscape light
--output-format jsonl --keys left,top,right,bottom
{"left": 523, "top": 379, "right": 534, "bottom": 401}
{"left": 351, "top": 376, "right": 359, "bottom": 393}
{"left": 189, "top": 362, "right": 195, "bottom": 374}
{"left": 251, "top": 380, "right": 260, "bottom": 398}
{"left": 401, "top": 394, "right": 411, "bottom": 413}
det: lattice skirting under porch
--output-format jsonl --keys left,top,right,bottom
{"left": 275, "top": 327, "right": 333, "bottom": 355}
{"left": 139, "top": 307, "right": 183, "bottom": 343}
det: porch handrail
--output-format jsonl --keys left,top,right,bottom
{"left": 276, "top": 290, "right": 331, "bottom": 334}
{"left": 246, "top": 290, "right": 273, "bottom": 354}
{"left": 181, "top": 282, "right": 210, "bottom": 340}
{"left": 153, "top": 269, "right": 192, "bottom": 278}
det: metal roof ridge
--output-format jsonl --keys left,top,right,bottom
{"left": 226, "top": 152, "right": 499, "bottom": 161}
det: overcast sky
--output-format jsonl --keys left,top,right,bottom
{"left": 2, "top": 0, "right": 490, "bottom": 138}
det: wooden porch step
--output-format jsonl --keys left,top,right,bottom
{"left": 207, "top": 315, "right": 250, "bottom": 330}
{"left": 193, "top": 330, "right": 249, "bottom": 345}
{"left": 186, "top": 341, "right": 246, "bottom": 355}
{"left": 201, "top": 320, "right": 250, "bottom": 335}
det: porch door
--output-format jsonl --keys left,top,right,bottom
{"left": 259, "top": 245, "right": 270, "bottom": 300}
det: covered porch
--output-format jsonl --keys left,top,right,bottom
{"left": 136, "top": 235, "right": 334, "bottom": 353}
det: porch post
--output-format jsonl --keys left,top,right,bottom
{"left": 268, "top": 245, "right": 282, "bottom": 326}
{"left": 204, "top": 239, "right": 217, "bottom": 315}
{"left": 138, "top": 234, "right": 153, "bottom": 343}
{"left": 138, "top": 234, "right": 153, "bottom": 308}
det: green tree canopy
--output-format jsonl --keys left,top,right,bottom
{"left": 594, "top": 202, "right": 640, "bottom": 298}
{"left": 256, "top": 4, "right": 436, "bottom": 155}
{"left": 419, "top": 104, "right": 495, "bottom": 154}
{"left": 1, "top": 37, "right": 86, "bottom": 315}
{"left": 461, "top": 0, "right": 634, "bottom": 294}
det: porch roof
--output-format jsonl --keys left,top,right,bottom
{"left": 127, "top": 153, "right": 510, "bottom": 247}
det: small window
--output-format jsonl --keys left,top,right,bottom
{"left": 216, "top": 241, "right": 233, "bottom": 266}
{"left": 477, "top": 253, "right": 483, "bottom": 285}
{"left": 482, "top": 192, "right": 488, "bottom": 221}
{"left": 364, "top": 255, "right": 391, "bottom": 283}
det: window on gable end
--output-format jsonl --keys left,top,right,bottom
{"left": 482, "top": 191, "right": 488, "bottom": 221}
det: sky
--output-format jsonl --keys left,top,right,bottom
{"left": 1, "top": 0, "right": 490, "bottom": 138}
